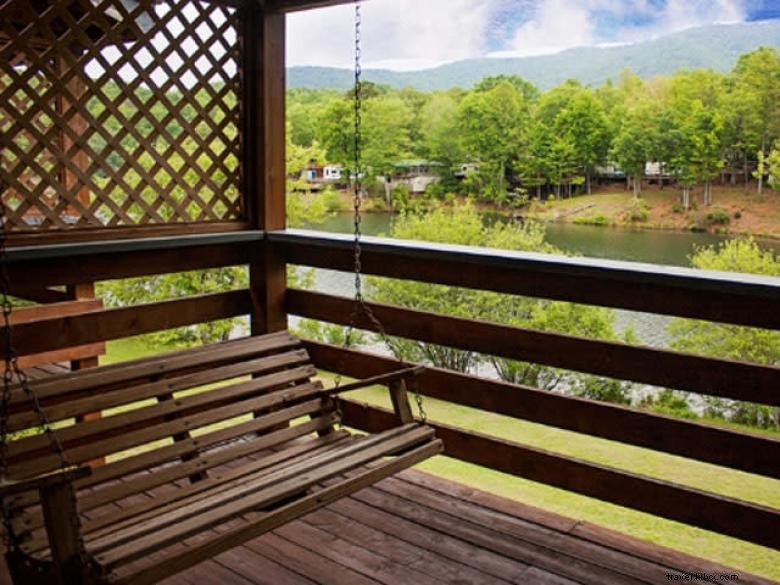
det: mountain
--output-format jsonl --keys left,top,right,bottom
{"left": 287, "top": 19, "right": 780, "bottom": 92}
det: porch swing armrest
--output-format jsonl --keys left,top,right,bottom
{"left": 0, "top": 466, "right": 92, "bottom": 498}
{"left": 323, "top": 366, "right": 426, "bottom": 395}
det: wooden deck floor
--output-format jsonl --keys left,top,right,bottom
{"left": 150, "top": 469, "right": 773, "bottom": 585}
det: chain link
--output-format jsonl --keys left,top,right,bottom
{"left": 0, "top": 199, "right": 89, "bottom": 568}
{"left": 336, "top": 0, "right": 427, "bottom": 424}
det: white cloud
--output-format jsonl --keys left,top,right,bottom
{"left": 491, "top": 0, "right": 598, "bottom": 57}
{"left": 286, "top": 0, "right": 494, "bottom": 70}
{"left": 286, "top": 0, "right": 749, "bottom": 70}
{"left": 614, "top": 0, "right": 747, "bottom": 42}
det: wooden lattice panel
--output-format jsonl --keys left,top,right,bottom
{"left": 0, "top": 0, "right": 242, "bottom": 232}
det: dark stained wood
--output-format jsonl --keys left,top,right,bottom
{"left": 8, "top": 239, "right": 254, "bottom": 288}
{"left": 273, "top": 229, "right": 780, "bottom": 329}
{"left": 289, "top": 289, "right": 780, "bottom": 406}
{"left": 6, "top": 223, "right": 252, "bottom": 248}
{"left": 9, "top": 299, "right": 103, "bottom": 325}
{"left": 2, "top": 468, "right": 773, "bottom": 585}
{"left": 267, "top": 0, "right": 366, "bottom": 12}
{"left": 17, "top": 343, "right": 106, "bottom": 370}
{"left": 3, "top": 290, "right": 252, "bottom": 357}
{"left": 246, "top": 6, "right": 287, "bottom": 335}
{"left": 8, "top": 285, "right": 69, "bottom": 304}
{"left": 338, "top": 399, "right": 780, "bottom": 550}
{"left": 305, "top": 341, "right": 780, "bottom": 479}
{"left": 5, "top": 333, "right": 441, "bottom": 585}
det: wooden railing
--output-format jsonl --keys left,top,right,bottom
{"left": 273, "top": 229, "right": 780, "bottom": 551}
{"left": 6, "top": 229, "right": 780, "bottom": 551}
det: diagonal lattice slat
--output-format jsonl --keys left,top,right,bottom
{"left": 0, "top": 0, "right": 242, "bottom": 232}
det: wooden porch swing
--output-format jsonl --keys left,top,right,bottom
{"left": 0, "top": 2, "right": 442, "bottom": 583}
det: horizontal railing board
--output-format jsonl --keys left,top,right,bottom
{"left": 339, "top": 399, "right": 780, "bottom": 550}
{"left": 3, "top": 290, "right": 252, "bottom": 357}
{"left": 306, "top": 341, "right": 780, "bottom": 479}
{"left": 290, "top": 290, "right": 780, "bottom": 407}
{"left": 7, "top": 222, "right": 253, "bottom": 248}
{"left": 9, "top": 241, "right": 255, "bottom": 288}
{"left": 274, "top": 229, "right": 780, "bottom": 330}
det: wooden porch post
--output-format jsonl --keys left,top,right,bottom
{"left": 244, "top": 1, "right": 287, "bottom": 336}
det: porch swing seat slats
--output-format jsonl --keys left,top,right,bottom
{"left": 2, "top": 332, "right": 441, "bottom": 585}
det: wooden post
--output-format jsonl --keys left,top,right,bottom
{"left": 39, "top": 482, "right": 89, "bottom": 585}
{"left": 244, "top": 2, "right": 287, "bottom": 336}
{"left": 389, "top": 379, "right": 414, "bottom": 424}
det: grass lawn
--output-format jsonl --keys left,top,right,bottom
{"left": 103, "top": 339, "right": 780, "bottom": 580}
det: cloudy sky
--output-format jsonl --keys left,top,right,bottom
{"left": 286, "top": 0, "right": 780, "bottom": 70}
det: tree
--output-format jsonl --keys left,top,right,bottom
{"left": 612, "top": 103, "right": 656, "bottom": 197}
{"left": 419, "top": 93, "right": 465, "bottom": 167}
{"left": 553, "top": 90, "right": 611, "bottom": 194}
{"left": 368, "top": 204, "right": 630, "bottom": 402}
{"left": 473, "top": 75, "right": 539, "bottom": 102}
{"left": 666, "top": 100, "right": 723, "bottom": 208}
{"left": 732, "top": 47, "right": 780, "bottom": 193}
{"left": 457, "top": 81, "right": 529, "bottom": 202}
{"left": 668, "top": 238, "right": 780, "bottom": 428}
{"left": 361, "top": 95, "right": 414, "bottom": 177}
{"left": 767, "top": 140, "right": 780, "bottom": 189}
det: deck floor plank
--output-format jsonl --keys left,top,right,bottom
{"left": 3, "top": 452, "right": 775, "bottom": 585}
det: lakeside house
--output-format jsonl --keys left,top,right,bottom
{"left": 378, "top": 160, "right": 445, "bottom": 197}
{"left": 298, "top": 161, "right": 345, "bottom": 190}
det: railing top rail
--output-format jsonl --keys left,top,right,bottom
{"left": 6, "top": 232, "right": 265, "bottom": 263}
{"left": 273, "top": 229, "right": 780, "bottom": 329}
{"left": 273, "top": 229, "right": 780, "bottom": 297}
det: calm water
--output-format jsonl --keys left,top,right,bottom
{"left": 304, "top": 212, "right": 780, "bottom": 348}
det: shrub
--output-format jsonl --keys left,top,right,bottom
{"left": 391, "top": 184, "right": 411, "bottom": 210}
{"left": 626, "top": 198, "right": 649, "bottom": 222}
{"left": 321, "top": 188, "right": 346, "bottom": 213}
{"left": 706, "top": 208, "right": 730, "bottom": 226}
{"left": 574, "top": 214, "right": 609, "bottom": 226}
{"left": 671, "top": 202, "right": 683, "bottom": 214}
{"left": 734, "top": 210, "right": 742, "bottom": 219}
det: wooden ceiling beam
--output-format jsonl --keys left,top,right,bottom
{"left": 265, "top": 0, "right": 362, "bottom": 13}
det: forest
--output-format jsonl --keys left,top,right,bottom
{"left": 287, "top": 46, "right": 780, "bottom": 208}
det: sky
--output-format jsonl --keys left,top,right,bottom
{"left": 286, "top": 0, "right": 780, "bottom": 70}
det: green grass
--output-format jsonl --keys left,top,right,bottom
{"left": 102, "top": 341, "right": 780, "bottom": 580}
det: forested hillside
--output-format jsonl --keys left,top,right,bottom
{"left": 289, "top": 47, "right": 780, "bottom": 209}
{"left": 288, "top": 20, "right": 780, "bottom": 91}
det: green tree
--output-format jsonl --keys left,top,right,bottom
{"left": 368, "top": 204, "right": 630, "bottom": 402}
{"left": 457, "top": 81, "right": 530, "bottom": 202}
{"left": 553, "top": 90, "right": 611, "bottom": 194}
{"left": 732, "top": 47, "right": 780, "bottom": 193}
{"left": 612, "top": 103, "right": 656, "bottom": 197}
{"left": 668, "top": 238, "right": 780, "bottom": 428}
{"left": 473, "top": 75, "right": 539, "bottom": 102}
{"left": 767, "top": 140, "right": 780, "bottom": 189}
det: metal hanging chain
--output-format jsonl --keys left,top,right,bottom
{"left": 338, "top": 0, "right": 427, "bottom": 424}
{"left": 0, "top": 204, "right": 88, "bottom": 561}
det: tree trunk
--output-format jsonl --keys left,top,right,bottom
{"left": 682, "top": 188, "right": 690, "bottom": 211}
{"left": 586, "top": 170, "right": 591, "bottom": 195}
{"left": 384, "top": 176, "right": 392, "bottom": 205}
{"left": 536, "top": 184, "right": 541, "bottom": 199}
{"left": 758, "top": 136, "right": 765, "bottom": 195}
{"left": 633, "top": 176, "right": 641, "bottom": 198}
{"left": 626, "top": 176, "right": 631, "bottom": 191}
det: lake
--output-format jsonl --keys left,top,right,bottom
{"left": 304, "top": 211, "right": 780, "bottom": 348}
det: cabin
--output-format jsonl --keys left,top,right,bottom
{"left": 298, "top": 161, "right": 344, "bottom": 189}
{"left": 380, "top": 159, "right": 444, "bottom": 194}
{"left": 1, "top": 1, "right": 779, "bottom": 584}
